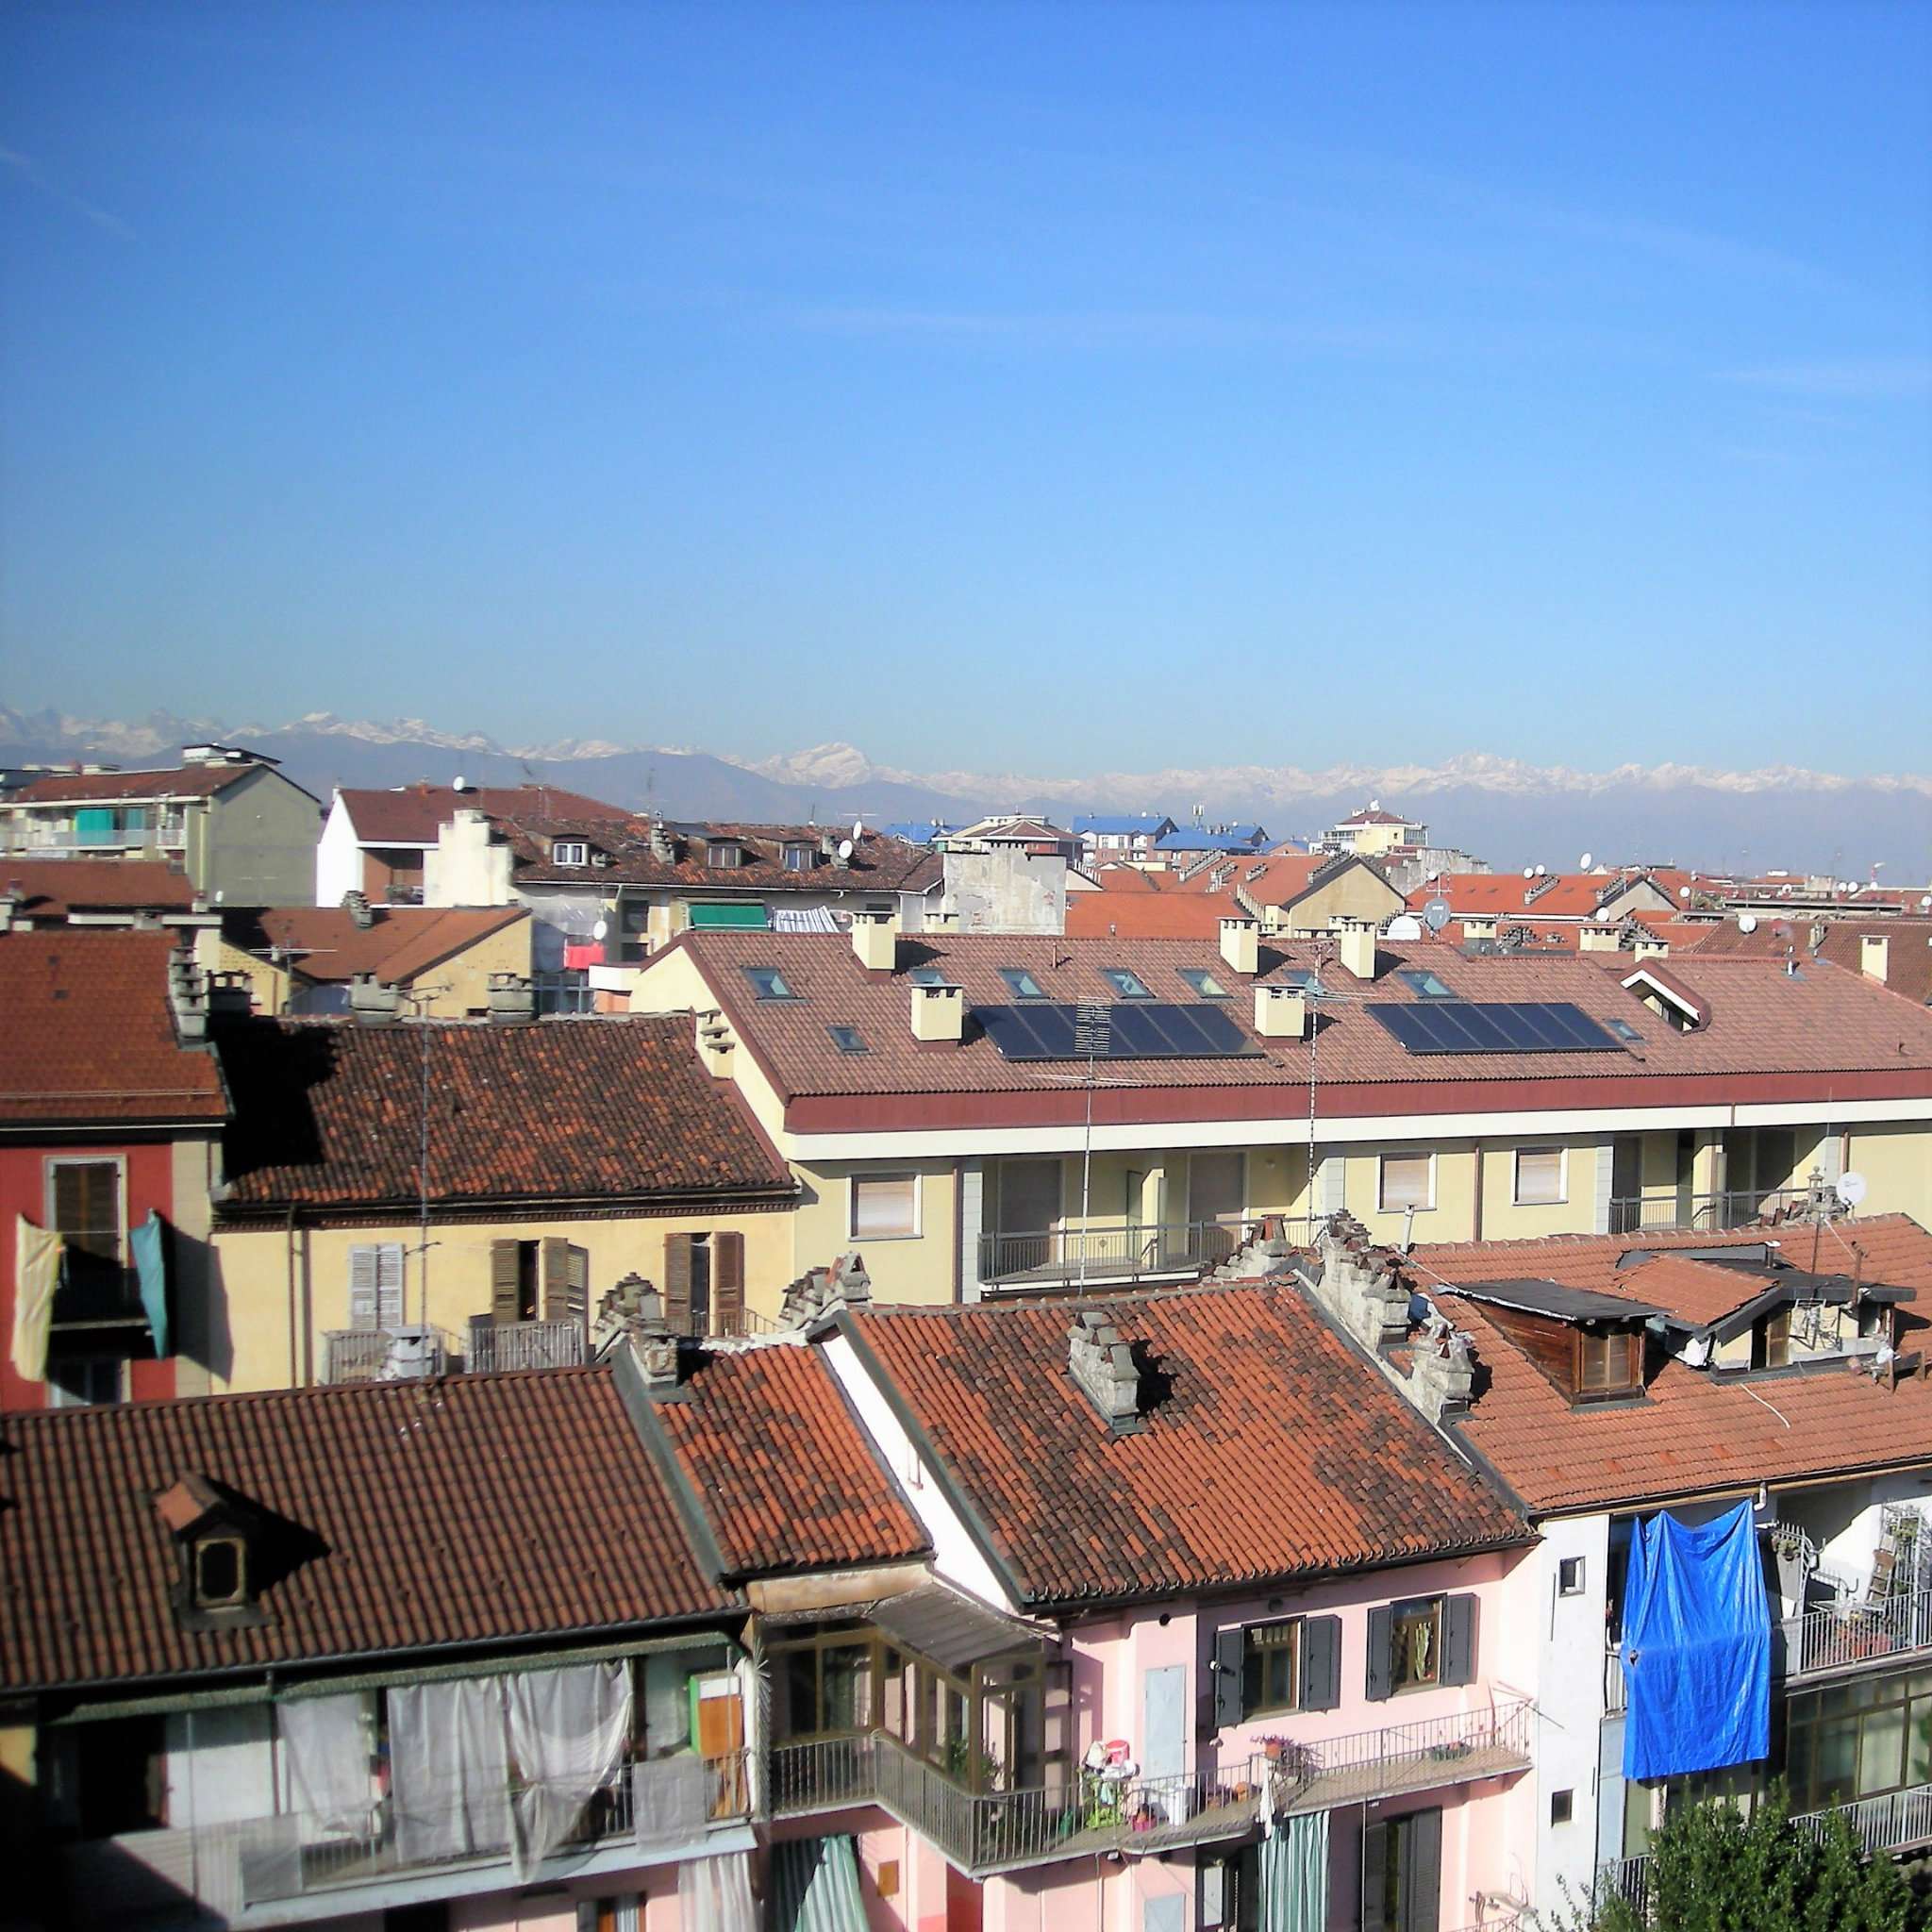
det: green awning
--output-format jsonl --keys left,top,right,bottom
{"left": 687, "top": 903, "right": 771, "bottom": 930}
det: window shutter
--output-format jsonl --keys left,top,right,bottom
{"left": 348, "top": 1245, "right": 379, "bottom": 1329}
{"left": 491, "top": 1241, "right": 521, "bottom": 1324}
{"left": 1442, "top": 1594, "right": 1478, "bottom": 1688}
{"left": 375, "top": 1244, "right": 405, "bottom": 1328}
{"left": 541, "top": 1237, "right": 572, "bottom": 1321}
{"left": 1407, "top": 1807, "right": 1443, "bottom": 1932}
{"left": 713, "top": 1232, "right": 744, "bottom": 1336}
{"left": 566, "top": 1244, "right": 590, "bottom": 1325}
{"left": 1361, "top": 1819, "right": 1391, "bottom": 1932}
{"left": 1366, "top": 1605, "right": 1394, "bottom": 1701}
{"left": 664, "top": 1234, "right": 693, "bottom": 1337}
{"left": 1197, "top": 1857, "right": 1227, "bottom": 1930}
{"left": 1303, "top": 1614, "right": 1342, "bottom": 1712}
{"left": 1211, "top": 1625, "right": 1244, "bottom": 1729}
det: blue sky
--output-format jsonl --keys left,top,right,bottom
{"left": 3, "top": 2, "right": 1928, "bottom": 775}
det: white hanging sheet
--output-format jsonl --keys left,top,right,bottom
{"left": 279, "top": 1692, "right": 374, "bottom": 1838}
{"left": 390, "top": 1677, "right": 511, "bottom": 1864}
{"left": 506, "top": 1661, "right": 633, "bottom": 1879}
{"left": 633, "top": 1754, "right": 711, "bottom": 1849}
{"left": 677, "top": 1850, "right": 757, "bottom": 1932}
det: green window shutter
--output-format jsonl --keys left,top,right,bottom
{"left": 1365, "top": 1605, "right": 1394, "bottom": 1702}
{"left": 1442, "top": 1595, "right": 1478, "bottom": 1688}
{"left": 1211, "top": 1625, "right": 1244, "bottom": 1728}
{"left": 1303, "top": 1614, "right": 1342, "bottom": 1712}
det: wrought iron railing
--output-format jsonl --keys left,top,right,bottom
{"left": 320, "top": 1326, "right": 455, "bottom": 1384}
{"left": 1275, "top": 1697, "right": 1535, "bottom": 1812}
{"left": 465, "top": 1318, "right": 588, "bottom": 1374}
{"left": 978, "top": 1220, "right": 1253, "bottom": 1287}
{"left": 1607, "top": 1189, "right": 1824, "bottom": 1235}
{"left": 1781, "top": 1587, "right": 1932, "bottom": 1679}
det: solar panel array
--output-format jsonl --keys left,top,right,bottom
{"left": 1370, "top": 1000, "right": 1624, "bottom": 1056}
{"left": 973, "top": 1002, "right": 1261, "bottom": 1061}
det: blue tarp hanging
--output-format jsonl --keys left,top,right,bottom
{"left": 1622, "top": 1500, "right": 1770, "bottom": 1780}
{"left": 131, "top": 1209, "right": 169, "bottom": 1361}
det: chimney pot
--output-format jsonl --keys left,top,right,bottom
{"left": 1578, "top": 922, "right": 1622, "bottom": 953}
{"left": 852, "top": 908, "right": 899, "bottom": 974}
{"left": 1219, "top": 915, "right": 1259, "bottom": 977}
{"left": 1333, "top": 918, "right": 1381, "bottom": 981}
{"left": 910, "top": 980, "right": 964, "bottom": 1046}
{"left": 487, "top": 972, "right": 538, "bottom": 1023}
{"left": 1254, "top": 984, "right": 1307, "bottom": 1040}
{"left": 349, "top": 972, "right": 402, "bottom": 1025}
{"left": 1068, "top": 1309, "right": 1145, "bottom": 1432}
{"left": 1862, "top": 934, "right": 1890, "bottom": 985}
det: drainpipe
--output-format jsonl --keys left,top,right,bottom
{"left": 1471, "top": 1144, "right": 1484, "bottom": 1243}
{"left": 285, "top": 1205, "right": 299, "bottom": 1388}
{"left": 952, "top": 1157, "right": 964, "bottom": 1306}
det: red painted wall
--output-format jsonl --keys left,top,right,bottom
{"left": 1, "top": 1138, "right": 179, "bottom": 1411}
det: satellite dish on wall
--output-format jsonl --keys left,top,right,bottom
{"left": 1423, "top": 896, "right": 1452, "bottom": 933}
{"left": 591, "top": 918, "right": 608, "bottom": 941}
{"left": 838, "top": 839, "right": 854, "bottom": 859}
{"left": 1738, "top": 914, "right": 1757, "bottom": 934}
{"left": 1838, "top": 1172, "right": 1869, "bottom": 1208}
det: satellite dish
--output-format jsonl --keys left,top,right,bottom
{"left": 454, "top": 774, "right": 468, "bottom": 791}
{"left": 591, "top": 918, "right": 608, "bottom": 941}
{"left": 1425, "top": 868, "right": 1441, "bottom": 883}
{"left": 1369, "top": 797, "right": 1380, "bottom": 810}
{"left": 1838, "top": 1172, "right": 1869, "bottom": 1208}
{"left": 851, "top": 820, "right": 864, "bottom": 843}
{"left": 1679, "top": 886, "right": 1692, "bottom": 900}
{"left": 1920, "top": 895, "right": 1932, "bottom": 912}
{"left": 1522, "top": 866, "right": 1535, "bottom": 880}
{"left": 837, "top": 839, "right": 854, "bottom": 860}
{"left": 1738, "top": 914, "right": 1757, "bottom": 934}
{"left": 1386, "top": 914, "right": 1423, "bottom": 941}
{"left": 1423, "top": 896, "right": 1452, "bottom": 933}
{"left": 1579, "top": 852, "right": 1593, "bottom": 871}
{"left": 1535, "top": 864, "right": 1547, "bottom": 877}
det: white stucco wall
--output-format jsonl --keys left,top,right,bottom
{"left": 1528, "top": 1512, "right": 1612, "bottom": 1916}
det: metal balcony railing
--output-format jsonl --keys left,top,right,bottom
{"left": 1781, "top": 1587, "right": 1932, "bottom": 1680}
{"left": 978, "top": 1220, "right": 1253, "bottom": 1289}
{"left": 1274, "top": 1697, "right": 1535, "bottom": 1813}
{"left": 465, "top": 1319, "right": 588, "bottom": 1374}
{"left": 320, "top": 1326, "right": 455, "bottom": 1384}
{"left": 1607, "top": 1189, "right": 1824, "bottom": 1236}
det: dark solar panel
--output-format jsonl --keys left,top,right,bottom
{"left": 1370, "top": 1001, "right": 1623, "bottom": 1056}
{"left": 971, "top": 1003, "right": 1259, "bottom": 1060}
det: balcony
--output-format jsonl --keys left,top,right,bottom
{"left": 978, "top": 1220, "right": 1252, "bottom": 1291}
{"left": 465, "top": 1317, "right": 588, "bottom": 1374}
{"left": 58, "top": 1750, "right": 751, "bottom": 1926}
{"left": 1607, "top": 1189, "right": 1819, "bottom": 1236}
{"left": 320, "top": 1326, "right": 456, "bottom": 1384}
{"left": 767, "top": 1700, "right": 1532, "bottom": 1877}
{"left": 1781, "top": 1587, "right": 1932, "bottom": 1682}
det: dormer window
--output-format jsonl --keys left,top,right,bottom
{"left": 1577, "top": 1326, "right": 1641, "bottom": 1398}
{"left": 782, "top": 843, "right": 815, "bottom": 872}
{"left": 708, "top": 841, "right": 743, "bottom": 869}
{"left": 551, "top": 840, "right": 590, "bottom": 867}
{"left": 194, "top": 1535, "right": 248, "bottom": 1608}
{"left": 154, "top": 1474, "right": 270, "bottom": 1629}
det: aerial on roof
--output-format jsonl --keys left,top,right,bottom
{"left": 0, "top": 929, "right": 227, "bottom": 1127}
{"left": 1693, "top": 917, "right": 1932, "bottom": 1009}
{"left": 845, "top": 1281, "right": 1528, "bottom": 1607}
{"left": 217, "top": 1013, "right": 793, "bottom": 1212}
{"left": 0, "top": 858, "right": 198, "bottom": 918}
{"left": 225, "top": 904, "right": 527, "bottom": 984}
{"left": 0, "top": 1366, "right": 732, "bottom": 1692}
{"left": 645, "top": 1342, "right": 929, "bottom": 1579}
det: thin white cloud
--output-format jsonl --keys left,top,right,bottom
{"left": 1720, "top": 358, "right": 1932, "bottom": 401}
{"left": 0, "top": 145, "right": 135, "bottom": 241}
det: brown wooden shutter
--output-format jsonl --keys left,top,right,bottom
{"left": 566, "top": 1243, "right": 590, "bottom": 1326}
{"left": 541, "top": 1237, "right": 573, "bottom": 1321}
{"left": 490, "top": 1240, "right": 521, "bottom": 1324}
{"left": 713, "top": 1231, "right": 744, "bottom": 1337}
{"left": 664, "top": 1233, "right": 693, "bottom": 1336}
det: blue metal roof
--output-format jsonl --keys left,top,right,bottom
{"left": 879, "top": 822, "right": 952, "bottom": 844}
{"left": 1072, "top": 813, "right": 1175, "bottom": 837}
{"left": 1153, "top": 831, "right": 1266, "bottom": 853}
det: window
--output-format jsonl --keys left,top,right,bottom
{"left": 1787, "top": 1669, "right": 1931, "bottom": 1813}
{"left": 1368, "top": 1591, "right": 1476, "bottom": 1700}
{"left": 908, "top": 966, "right": 946, "bottom": 987}
{"left": 1551, "top": 1789, "right": 1574, "bottom": 1826}
{"left": 772, "top": 1627, "right": 876, "bottom": 1740}
{"left": 742, "top": 966, "right": 798, "bottom": 1000}
{"left": 193, "top": 1536, "right": 248, "bottom": 1607}
{"left": 48, "top": 1356, "right": 124, "bottom": 1408}
{"left": 1101, "top": 967, "right": 1154, "bottom": 999}
{"left": 1179, "top": 968, "right": 1231, "bottom": 999}
{"left": 998, "top": 967, "right": 1046, "bottom": 1000}
{"left": 347, "top": 1242, "right": 405, "bottom": 1329}
{"left": 782, "top": 843, "right": 814, "bottom": 872}
{"left": 1241, "top": 1620, "right": 1301, "bottom": 1716}
{"left": 550, "top": 840, "right": 589, "bottom": 866}
{"left": 1558, "top": 1557, "right": 1586, "bottom": 1596}
{"left": 851, "top": 1174, "right": 919, "bottom": 1240}
{"left": 1362, "top": 1807, "right": 1443, "bottom": 1932}
{"left": 1396, "top": 968, "right": 1455, "bottom": 999}
{"left": 48, "top": 1158, "right": 124, "bottom": 1288}
{"left": 828, "top": 1025, "right": 869, "bottom": 1054}
{"left": 1579, "top": 1328, "right": 1641, "bottom": 1395}
{"left": 1757, "top": 1307, "right": 1792, "bottom": 1371}
{"left": 1378, "top": 1153, "right": 1434, "bottom": 1212}
{"left": 1514, "top": 1148, "right": 1566, "bottom": 1206}
{"left": 707, "top": 841, "right": 742, "bottom": 868}
{"left": 1390, "top": 1596, "right": 1443, "bottom": 1691}
{"left": 1607, "top": 1017, "right": 1643, "bottom": 1043}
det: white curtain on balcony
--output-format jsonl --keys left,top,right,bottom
{"left": 279, "top": 1691, "right": 374, "bottom": 1836}
{"left": 677, "top": 1849, "right": 756, "bottom": 1932}
{"left": 390, "top": 1678, "right": 510, "bottom": 1864}
{"left": 506, "top": 1661, "right": 633, "bottom": 1879}
{"left": 1258, "top": 1808, "right": 1329, "bottom": 1932}
{"left": 633, "top": 1754, "right": 712, "bottom": 1848}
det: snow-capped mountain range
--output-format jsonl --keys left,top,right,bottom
{"left": 3, "top": 704, "right": 1928, "bottom": 876}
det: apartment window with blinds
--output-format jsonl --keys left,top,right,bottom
{"left": 1241, "top": 1620, "right": 1302, "bottom": 1716}
{"left": 48, "top": 1158, "right": 125, "bottom": 1285}
{"left": 851, "top": 1174, "right": 919, "bottom": 1240}
{"left": 1377, "top": 1153, "right": 1433, "bottom": 1213}
{"left": 1514, "top": 1148, "right": 1566, "bottom": 1206}
{"left": 347, "top": 1243, "right": 405, "bottom": 1329}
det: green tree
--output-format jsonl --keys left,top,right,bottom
{"left": 1539, "top": 1786, "right": 1920, "bottom": 1931}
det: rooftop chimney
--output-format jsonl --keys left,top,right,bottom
{"left": 1334, "top": 918, "right": 1380, "bottom": 981}
{"left": 1862, "top": 934, "right": 1890, "bottom": 985}
{"left": 0, "top": 886, "right": 24, "bottom": 934}
{"left": 341, "top": 890, "right": 375, "bottom": 930}
{"left": 348, "top": 973, "right": 401, "bottom": 1025}
{"left": 696, "top": 1008, "right": 736, "bottom": 1077}
{"left": 1461, "top": 915, "right": 1497, "bottom": 941}
{"left": 1219, "top": 914, "right": 1258, "bottom": 977}
{"left": 1578, "top": 922, "right": 1622, "bottom": 953}
{"left": 1632, "top": 936, "right": 1670, "bottom": 962}
{"left": 207, "top": 971, "right": 254, "bottom": 1023}
{"left": 852, "top": 908, "right": 898, "bottom": 974}
{"left": 910, "top": 980, "right": 964, "bottom": 1046}
{"left": 649, "top": 816, "right": 675, "bottom": 864}
{"left": 924, "top": 901, "right": 959, "bottom": 934}
{"left": 1254, "top": 983, "right": 1307, "bottom": 1040}
{"left": 487, "top": 972, "right": 538, "bottom": 1023}
{"left": 1067, "top": 1310, "right": 1145, "bottom": 1433}
{"left": 168, "top": 952, "right": 209, "bottom": 1042}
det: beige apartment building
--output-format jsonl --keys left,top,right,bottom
{"left": 625, "top": 914, "right": 1932, "bottom": 1307}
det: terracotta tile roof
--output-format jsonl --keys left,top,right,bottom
{"left": 1406, "top": 871, "right": 1687, "bottom": 921}
{"left": 8, "top": 762, "right": 271, "bottom": 804}
{"left": 849, "top": 1283, "right": 1528, "bottom": 1607}
{"left": 0, "top": 1367, "right": 733, "bottom": 1691}
{"left": 1065, "top": 891, "right": 1242, "bottom": 939}
{"left": 225, "top": 904, "right": 528, "bottom": 984}
{"left": 1337, "top": 808, "right": 1416, "bottom": 827}
{"left": 336, "top": 783, "right": 634, "bottom": 844}
{"left": 650, "top": 1343, "right": 929, "bottom": 1578}
{"left": 1693, "top": 918, "right": 1932, "bottom": 1008}
{"left": 0, "top": 929, "right": 227, "bottom": 1126}
{"left": 664, "top": 932, "right": 1932, "bottom": 1107}
{"left": 1605, "top": 1254, "right": 1798, "bottom": 1329}
{"left": 0, "top": 858, "right": 197, "bottom": 918}
{"left": 512, "top": 823, "right": 941, "bottom": 894}
{"left": 217, "top": 1015, "right": 794, "bottom": 1212}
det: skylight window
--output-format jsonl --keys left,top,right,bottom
{"left": 827, "top": 1025, "right": 869, "bottom": 1054}
{"left": 908, "top": 966, "right": 946, "bottom": 987}
{"left": 1397, "top": 968, "right": 1456, "bottom": 1000}
{"left": 1101, "top": 968, "right": 1154, "bottom": 1000}
{"left": 742, "top": 966, "right": 798, "bottom": 1000}
{"left": 1280, "top": 968, "right": 1326, "bottom": 996}
{"left": 998, "top": 967, "right": 1047, "bottom": 1000}
{"left": 1179, "top": 968, "right": 1232, "bottom": 999}
{"left": 1606, "top": 1017, "right": 1643, "bottom": 1043}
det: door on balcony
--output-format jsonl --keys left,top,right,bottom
{"left": 997, "top": 1158, "right": 1062, "bottom": 1276}
{"left": 1611, "top": 1137, "right": 1641, "bottom": 1231}
{"left": 1143, "top": 1664, "right": 1186, "bottom": 1824}
{"left": 1362, "top": 1807, "right": 1441, "bottom": 1932}
{"left": 1191, "top": 1150, "right": 1244, "bottom": 1266}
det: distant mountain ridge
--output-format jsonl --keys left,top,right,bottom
{"left": 3, "top": 703, "right": 1927, "bottom": 878}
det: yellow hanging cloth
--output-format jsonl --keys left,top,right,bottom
{"left": 10, "top": 1216, "right": 63, "bottom": 1383}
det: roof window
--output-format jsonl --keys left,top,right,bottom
{"left": 707, "top": 841, "right": 744, "bottom": 869}
{"left": 781, "top": 843, "right": 816, "bottom": 872}
{"left": 1280, "top": 968, "right": 1326, "bottom": 996}
{"left": 828, "top": 1024, "right": 869, "bottom": 1054}
{"left": 551, "top": 840, "right": 589, "bottom": 867}
{"left": 998, "top": 967, "right": 1047, "bottom": 1000}
{"left": 1396, "top": 968, "right": 1455, "bottom": 1000}
{"left": 1101, "top": 967, "right": 1154, "bottom": 1000}
{"left": 1606, "top": 1016, "right": 1643, "bottom": 1043}
{"left": 1179, "top": 968, "right": 1231, "bottom": 999}
{"left": 742, "top": 966, "right": 799, "bottom": 1001}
